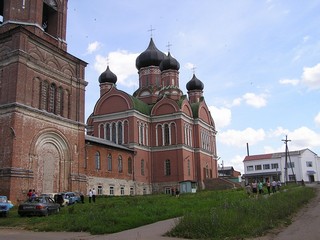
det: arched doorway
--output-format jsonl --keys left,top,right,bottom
{"left": 31, "top": 130, "right": 71, "bottom": 194}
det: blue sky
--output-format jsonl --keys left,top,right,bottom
{"left": 66, "top": 0, "right": 320, "bottom": 173}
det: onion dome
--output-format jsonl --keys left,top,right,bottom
{"left": 186, "top": 74, "right": 204, "bottom": 91}
{"left": 136, "top": 38, "right": 166, "bottom": 70}
{"left": 98, "top": 66, "right": 117, "bottom": 84}
{"left": 159, "top": 52, "right": 180, "bottom": 71}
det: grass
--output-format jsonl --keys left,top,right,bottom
{"left": 0, "top": 184, "right": 316, "bottom": 239}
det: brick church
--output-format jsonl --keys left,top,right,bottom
{"left": 0, "top": 0, "right": 218, "bottom": 203}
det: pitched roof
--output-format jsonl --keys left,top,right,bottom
{"left": 85, "top": 135, "right": 134, "bottom": 152}
{"left": 243, "top": 148, "right": 314, "bottom": 162}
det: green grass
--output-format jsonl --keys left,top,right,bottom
{"left": 0, "top": 185, "right": 316, "bottom": 239}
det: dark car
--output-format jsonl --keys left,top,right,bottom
{"left": 53, "top": 193, "right": 69, "bottom": 207}
{"left": 18, "top": 196, "right": 60, "bottom": 217}
{"left": 0, "top": 196, "right": 14, "bottom": 217}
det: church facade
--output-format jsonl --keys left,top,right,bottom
{"left": 85, "top": 38, "right": 218, "bottom": 195}
{"left": 0, "top": 0, "right": 218, "bottom": 202}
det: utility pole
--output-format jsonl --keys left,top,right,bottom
{"left": 282, "top": 135, "right": 291, "bottom": 185}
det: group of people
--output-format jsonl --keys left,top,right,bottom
{"left": 246, "top": 179, "right": 281, "bottom": 197}
{"left": 26, "top": 189, "right": 38, "bottom": 200}
{"left": 88, "top": 188, "right": 96, "bottom": 203}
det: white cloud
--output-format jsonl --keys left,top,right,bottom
{"left": 269, "top": 126, "right": 320, "bottom": 150}
{"left": 219, "top": 128, "right": 266, "bottom": 148}
{"left": 94, "top": 50, "right": 139, "bottom": 87}
{"left": 279, "top": 78, "right": 299, "bottom": 86}
{"left": 185, "top": 62, "right": 195, "bottom": 70}
{"left": 86, "top": 41, "right": 101, "bottom": 54}
{"left": 315, "top": 112, "right": 320, "bottom": 127}
{"left": 301, "top": 63, "right": 320, "bottom": 90}
{"left": 242, "top": 93, "right": 267, "bottom": 108}
{"left": 209, "top": 106, "right": 231, "bottom": 130}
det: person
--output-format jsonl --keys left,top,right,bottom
{"left": 245, "top": 183, "right": 251, "bottom": 197}
{"left": 271, "top": 180, "right": 277, "bottom": 193}
{"left": 266, "top": 180, "right": 271, "bottom": 195}
{"left": 27, "top": 189, "right": 32, "bottom": 199}
{"left": 88, "top": 189, "right": 92, "bottom": 203}
{"left": 31, "top": 189, "right": 37, "bottom": 199}
{"left": 301, "top": 179, "right": 305, "bottom": 186}
{"left": 258, "top": 181, "right": 263, "bottom": 194}
{"left": 251, "top": 180, "right": 258, "bottom": 196}
{"left": 80, "top": 192, "right": 84, "bottom": 203}
{"left": 92, "top": 188, "right": 96, "bottom": 203}
{"left": 175, "top": 188, "right": 180, "bottom": 197}
{"left": 277, "top": 180, "right": 281, "bottom": 191}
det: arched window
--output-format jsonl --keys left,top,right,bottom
{"left": 141, "top": 159, "right": 145, "bottom": 176}
{"left": 106, "top": 123, "right": 110, "bottom": 141}
{"left": 165, "top": 159, "right": 171, "bottom": 176}
{"left": 118, "top": 122, "right": 123, "bottom": 144}
{"left": 118, "top": 155, "right": 123, "bottom": 173}
{"left": 48, "top": 83, "right": 56, "bottom": 113}
{"left": 40, "top": 80, "right": 49, "bottom": 110}
{"left": 128, "top": 157, "right": 132, "bottom": 174}
{"left": 56, "top": 86, "right": 63, "bottom": 115}
{"left": 95, "top": 152, "right": 101, "bottom": 170}
{"left": 112, "top": 122, "right": 116, "bottom": 143}
{"left": 107, "top": 154, "right": 112, "bottom": 171}
{"left": 164, "top": 124, "right": 170, "bottom": 145}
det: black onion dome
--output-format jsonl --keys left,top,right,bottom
{"left": 186, "top": 74, "right": 204, "bottom": 91}
{"left": 98, "top": 66, "right": 117, "bottom": 84}
{"left": 136, "top": 38, "right": 166, "bottom": 70}
{"left": 159, "top": 52, "right": 180, "bottom": 71}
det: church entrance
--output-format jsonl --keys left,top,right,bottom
{"left": 33, "top": 131, "right": 71, "bottom": 194}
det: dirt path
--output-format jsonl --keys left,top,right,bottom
{"left": 248, "top": 184, "right": 320, "bottom": 240}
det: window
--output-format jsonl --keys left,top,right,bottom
{"left": 141, "top": 159, "right": 145, "bottom": 176}
{"left": 289, "top": 174, "right": 296, "bottom": 181}
{"left": 263, "top": 164, "right": 270, "bottom": 170}
{"left": 128, "top": 157, "right": 132, "bottom": 174}
{"left": 143, "top": 188, "right": 147, "bottom": 195}
{"left": 255, "top": 165, "right": 262, "bottom": 171}
{"left": 271, "top": 163, "right": 279, "bottom": 169}
{"left": 106, "top": 123, "right": 111, "bottom": 140}
{"left": 107, "top": 154, "right": 112, "bottom": 171}
{"left": 118, "top": 155, "right": 123, "bottom": 173}
{"left": 187, "top": 160, "right": 191, "bottom": 176}
{"left": 112, "top": 123, "right": 116, "bottom": 143}
{"left": 95, "top": 152, "right": 101, "bottom": 170}
{"left": 165, "top": 159, "right": 171, "bottom": 176}
{"left": 120, "top": 186, "right": 125, "bottom": 195}
{"left": 109, "top": 186, "right": 114, "bottom": 196}
{"left": 165, "top": 187, "right": 171, "bottom": 194}
{"left": 118, "top": 122, "right": 123, "bottom": 144}
{"left": 247, "top": 166, "right": 254, "bottom": 171}
{"left": 164, "top": 124, "right": 170, "bottom": 145}
{"left": 42, "top": 0, "right": 58, "bottom": 37}
{"left": 48, "top": 83, "right": 56, "bottom": 113}
{"left": 286, "top": 162, "right": 295, "bottom": 168}
{"left": 97, "top": 186, "right": 102, "bottom": 195}
{"left": 130, "top": 187, "right": 134, "bottom": 196}
{"left": 306, "top": 161, "right": 312, "bottom": 167}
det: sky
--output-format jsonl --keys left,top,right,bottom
{"left": 66, "top": 0, "right": 320, "bottom": 174}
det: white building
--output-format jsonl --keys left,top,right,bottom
{"left": 243, "top": 149, "right": 319, "bottom": 184}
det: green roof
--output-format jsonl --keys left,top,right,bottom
{"left": 131, "top": 96, "right": 153, "bottom": 115}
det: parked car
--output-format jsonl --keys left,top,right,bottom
{"left": 64, "top": 192, "right": 81, "bottom": 205}
{"left": 0, "top": 196, "right": 14, "bottom": 217}
{"left": 53, "top": 193, "right": 69, "bottom": 207}
{"left": 18, "top": 196, "right": 60, "bottom": 217}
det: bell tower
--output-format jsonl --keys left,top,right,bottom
{"left": 0, "top": 0, "right": 88, "bottom": 203}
